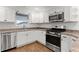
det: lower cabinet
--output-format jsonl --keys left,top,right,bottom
{"left": 61, "top": 34, "right": 77, "bottom": 52}
{"left": 0, "top": 32, "right": 16, "bottom": 51}
{"left": 16, "top": 30, "right": 46, "bottom": 47}
{"left": 28, "top": 31, "right": 46, "bottom": 45}
{"left": 35, "top": 31, "right": 46, "bottom": 45}
{"left": 61, "top": 34, "right": 72, "bottom": 52}
{"left": 0, "top": 33, "right": 1, "bottom": 51}
{"left": 70, "top": 37, "right": 79, "bottom": 52}
{"left": 16, "top": 31, "right": 29, "bottom": 47}
{"left": 0, "top": 30, "right": 46, "bottom": 51}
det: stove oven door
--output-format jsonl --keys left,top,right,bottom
{"left": 46, "top": 34, "right": 61, "bottom": 47}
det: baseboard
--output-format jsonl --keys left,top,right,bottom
{"left": 1, "top": 47, "right": 16, "bottom": 52}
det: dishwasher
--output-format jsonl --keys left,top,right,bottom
{"left": 1, "top": 32, "right": 16, "bottom": 51}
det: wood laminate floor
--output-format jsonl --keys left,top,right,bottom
{"left": 7, "top": 41, "right": 53, "bottom": 52}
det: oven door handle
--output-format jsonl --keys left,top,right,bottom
{"left": 46, "top": 34, "right": 60, "bottom": 38}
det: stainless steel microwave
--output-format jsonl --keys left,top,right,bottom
{"left": 49, "top": 12, "right": 64, "bottom": 22}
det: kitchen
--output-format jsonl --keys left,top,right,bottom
{"left": 0, "top": 6, "right": 79, "bottom": 52}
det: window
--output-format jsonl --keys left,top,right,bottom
{"left": 16, "top": 13, "right": 29, "bottom": 25}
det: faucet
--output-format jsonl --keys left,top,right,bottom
{"left": 17, "top": 22, "right": 27, "bottom": 30}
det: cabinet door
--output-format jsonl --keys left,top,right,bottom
{"left": 64, "top": 6, "right": 79, "bottom": 22}
{"left": 43, "top": 12, "right": 49, "bottom": 23}
{"left": 30, "top": 12, "right": 49, "bottom": 23}
{"left": 64, "top": 6, "right": 71, "bottom": 22}
{"left": 5, "top": 7, "right": 15, "bottom": 22}
{"left": 36, "top": 31, "right": 46, "bottom": 45}
{"left": 61, "top": 35, "right": 72, "bottom": 52}
{"left": 16, "top": 32, "right": 28, "bottom": 47}
{"left": 0, "top": 7, "right": 15, "bottom": 22}
{"left": 30, "top": 12, "right": 44, "bottom": 23}
{"left": 11, "top": 33, "right": 16, "bottom": 48}
{"left": 70, "top": 37, "right": 79, "bottom": 52}
{"left": 70, "top": 6, "right": 79, "bottom": 21}
{"left": 0, "top": 33, "right": 1, "bottom": 51}
{"left": 28, "top": 31, "right": 37, "bottom": 43}
{"left": 0, "top": 7, "right": 5, "bottom": 21}
{"left": 28, "top": 31, "right": 46, "bottom": 45}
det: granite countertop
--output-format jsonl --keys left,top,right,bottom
{"left": 0, "top": 27, "right": 49, "bottom": 32}
{"left": 62, "top": 30, "right": 79, "bottom": 38}
{"left": 0, "top": 27, "right": 79, "bottom": 39}
{"left": 63, "top": 30, "right": 79, "bottom": 52}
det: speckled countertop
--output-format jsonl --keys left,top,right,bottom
{"left": 62, "top": 30, "right": 79, "bottom": 38}
{"left": 0, "top": 27, "right": 79, "bottom": 39}
{"left": 0, "top": 27, "right": 49, "bottom": 32}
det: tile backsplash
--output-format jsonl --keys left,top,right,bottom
{"left": 0, "top": 22, "right": 79, "bottom": 30}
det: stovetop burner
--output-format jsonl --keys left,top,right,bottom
{"left": 47, "top": 28, "right": 66, "bottom": 32}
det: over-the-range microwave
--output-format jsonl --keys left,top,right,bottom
{"left": 49, "top": 12, "right": 64, "bottom": 22}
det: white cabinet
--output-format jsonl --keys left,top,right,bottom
{"left": 5, "top": 7, "right": 16, "bottom": 22}
{"left": 48, "top": 7, "right": 64, "bottom": 15}
{"left": 16, "top": 31, "right": 28, "bottom": 47}
{"left": 0, "top": 33, "right": 1, "bottom": 51}
{"left": 70, "top": 6, "right": 79, "bottom": 21}
{"left": 0, "top": 32, "right": 16, "bottom": 51}
{"left": 28, "top": 31, "right": 37, "bottom": 43}
{"left": 0, "top": 7, "right": 15, "bottom": 22}
{"left": 61, "top": 34, "right": 72, "bottom": 52}
{"left": 70, "top": 37, "right": 79, "bottom": 52}
{"left": 43, "top": 12, "right": 49, "bottom": 23}
{"left": 16, "top": 30, "right": 46, "bottom": 47}
{"left": 29, "top": 12, "right": 49, "bottom": 23}
{"left": 0, "top": 7, "right": 5, "bottom": 21}
{"left": 64, "top": 6, "right": 71, "bottom": 22}
{"left": 64, "top": 6, "right": 79, "bottom": 22}
{"left": 35, "top": 31, "right": 46, "bottom": 45}
{"left": 28, "top": 31, "right": 46, "bottom": 45}
{"left": 11, "top": 33, "right": 16, "bottom": 48}
{"left": 16, "top": 31, "right": 38, "bottom": 47}
{"left": 61, "top": 34, "right": 78, "bottom": 52}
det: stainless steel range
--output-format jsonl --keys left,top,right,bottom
{"left": 46, "top": 28, "right": 65, "bottom": 52}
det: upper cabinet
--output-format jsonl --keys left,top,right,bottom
{"left": 0, "top": 7, "right": 16, "bottom": 22}
{"left": 64, "top": 6, "right": 79, "bottom": 22}
{"left": 28, "top": 7, "right": 49, "bottom": 23}
{"left": 47, "top": 6, "right": 79, "bottom": 22}
{"left": 70, "top": 6, "right": 79, "bottom": 21}
{"left": 15, "top": 6, "right": 49, "bottom": 23}
{"left": 1, "top": 6, "right": 78, "bottom": 23}
{"left": 48, "top": 7, "right": 64, "bottom": 15}
{"left": 29, "top": 12, "right": 49, "bottom": 23}
{"left": 5, "top": 7, "right": 16, "bottom": 22}
{"left": 0, "top": 7, "right": 5, "bottom": 22}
